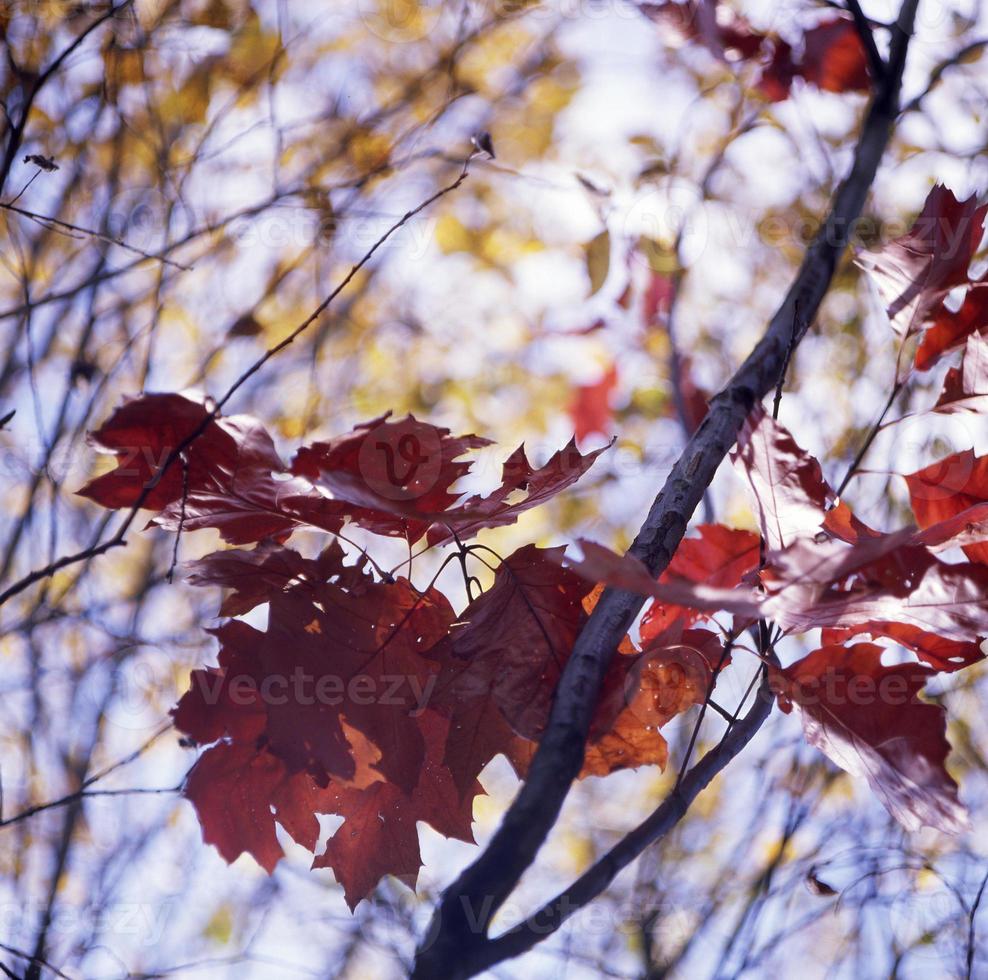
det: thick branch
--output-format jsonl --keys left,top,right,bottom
{"left": 413, "top": 3, "right": 919, "bottom": 976}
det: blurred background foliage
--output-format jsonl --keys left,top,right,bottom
{"left": 1, "top": 0, "right": 988, "bottom": 977}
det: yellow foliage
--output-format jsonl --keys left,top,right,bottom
{"left": 203, "top": 904, "right": 234, "bottom": 945}
{"left": 225, "top": 12, "right": 283, "bottom": 86}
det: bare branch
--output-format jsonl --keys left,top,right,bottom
{"left": 0, "top": 200, "right": 193, "bottom": 270}
{"left": 902, "top": 38, "right": 988, "bottom": 114}
{"left": 465, "top": 669, "right": 774, "bottom": 975}
{"left": 0, "top": 1, "right": 136, "bottom": 196}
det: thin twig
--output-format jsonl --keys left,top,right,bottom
{"left": 835, "top": 378, "right": 903, "bottom": 496}
{"left": 0, "top": 1, "right": 135, "bottom": 195}
{"left": 902, "top": 38, "right": 988, "bottom": 114}
{"left": 967, "top": 866, "right": 988, "bottom": 980}
{"left": 0, "top": 200, "right": 193, "bottom": 270}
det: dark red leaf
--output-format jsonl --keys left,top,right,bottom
{"left": 174, "top": 547, "right": 455, "bottom": 793}
{"left": 772, "top": 644, "right": 968, "bottom": 832}
{"left": 759, "top": 39, "right": 797, "bottom": 101}
{"left": 291, "top": 413, "right": 491, "bottom": 540}
{"left": 183, "top": 713, "right": 481, "bottom": 909}
{"left": 821, "top": 623, "right": 983, "bottom": 674}
{"left": 184, "top": 539, "right": 367, "bottom": 616}
{"left": 559, "top": 538, "right": 760, "bottom": 622}
{"left": 183, "top": 742, "right": 291, "bottom": 874}
{"left": 78, "top": 392, "right": 348, "bottom": 544}
{"left": 765, "top": 542, "right": 988, "bottom": 643}
{"left": 312, "top": 710, "right": 480, "bottom": 909}
{"left": 641, "top": 524, "right": 761, "bottom": 641}
{"left": 923, "top": 330, "right": 988, "bottom": 420}
{"left": 423, "top": 440, "right": 609, "bottom": 546}
{"left": 432, "top": 545, "right": 591, "bottom": 748}
{"left": 800, "top": 19, "right": 869, "bottom": 93}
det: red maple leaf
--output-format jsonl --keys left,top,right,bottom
{"left": 857, "top": 185, "right": 987, "bottom": 341}
{"left": 312, "top": 710, "right": 480, "bottom": 909}
{"left": 772, "top": 644, "right": 968, "bottom": 832}
{"left": 765, "top": 541, "right": 988, "bottom": 643}
{"left": 291, "top": 413, "right": 492, "bottom": 540}
{"left": 78, "top": 392, "right": 349, "bottom": 543}
{"left": 183, "top": 711, "right": 482, "bottom": 909}
{"left": 800, "top": 18, "right": 869, "bottom": 93}
{"left": 928, "top": 331, "right": 988, "bottom": 415}
{"left": 731, "top": 405, "right": 836, "bottom": 550}
{"left": 915, "top": 284, "right": 988, "bottom": 371}
{"left": 906, "top": 448, "right": 988, "bottom": 565}
{"left": 431, "top": 545, "right": 591, "bottom": 748}
{"left": 183, "top": 539, "right": 367, "bottom": 616}
{"left": 174, "top": 547, "right": 455, "bottom": 792}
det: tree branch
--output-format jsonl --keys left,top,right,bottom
{"left": 464, "top": 668, "right": 774, "bottom": 975}
{"left": 0, "top": 2, "right": 135, "bottom": 196}
{"left": 412, "top": 2, "right": 920, "bottom": 976}
{"left": 845, "top": 0, "right": 887, "bottom": 83}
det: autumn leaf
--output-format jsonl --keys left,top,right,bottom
{"left": 557, "top": 538, "right": 760, "bottom": 624}
{"left": 570, "top": 363, "right": 619, "bottom": 441}
{"left": 312, "top": 710, "right": 481, "bottom": 910}
{"left": 293, "top": 414, "right": 608, "bottom": 546}
{"left": 928, "top": 331, "right": 988, "bottom": 415}
{"left": 915, "top": 284, "right": 988, "bottom": 371}
{"left": 641, "top": 524, "right": 761, "bottom": 640}
{"left": 581, "top": 625, "right": 723, "bottom": 777}
{"left": 800, "top": 19, "right": 870, "bottom": 93}
{"left": 175, "top": 545, "right": 455, "bottom": 793}
{"left": 765, "top": 541, "right": 988, "bottom": 643}
{"left": 772, "top": 644, "right": 968, "bottom": 833}
{"left": 431, "top": 545, "right": 591, "bottom": 750}
{"left": 732, "top": 405, "right": 835, "bottom": 550}
{"left": 422, "top": 439, "right": 609, "bottom": 546}
{"left": 906, "top": 448, "right": 988, "bottom": 564}
{"left": 821, "top": 623, "right": 983, "bottom": 674}
{"left": 184, "top": 539, "right": 369, "bottom": 617}
{"left": 857, "top": 184, "right": 987, "bottom": 341}
{"left": 291, "top": 412, "right": 492, "bottom": 540}
{"left": 78, "top": 392, "right": 348, "bottom": 544}
{"left": 182, "top": 712, "right": 481, "bottom": 909}
{"left": 183, "top": 742, "right": 293, "bottom": 874}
